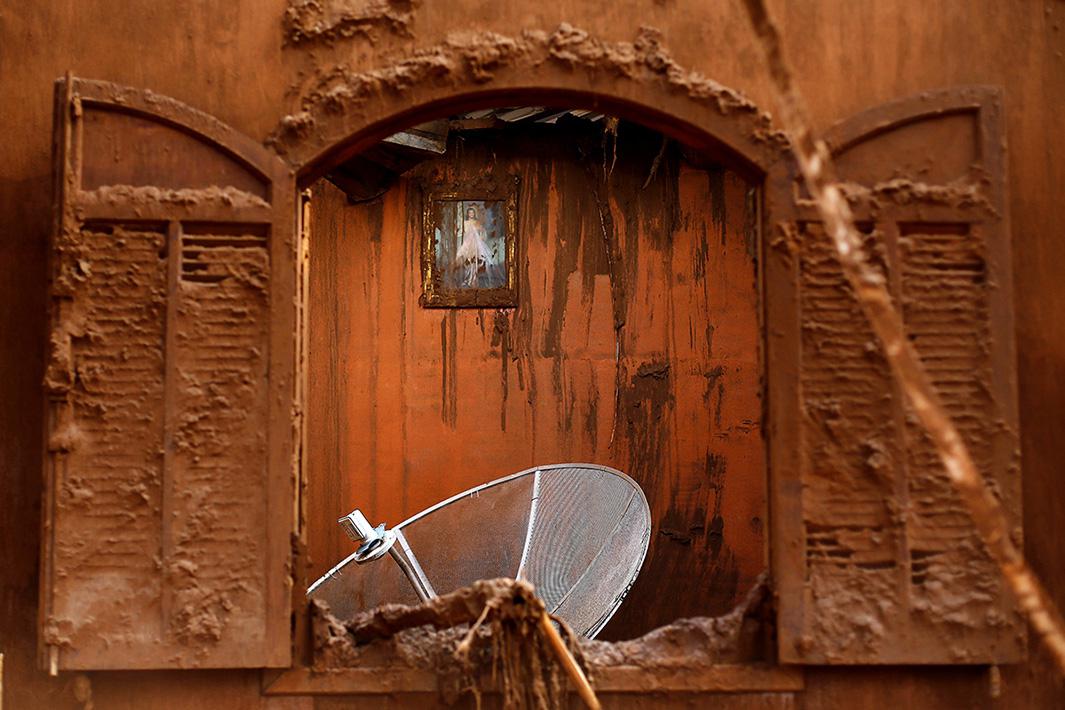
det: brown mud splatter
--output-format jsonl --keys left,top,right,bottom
{"left": 267, "top": 24, "right": 789, "bottom": 156}
{"left": 788, "top": 213, "right": 1023, "bottom": 660}
{"left": 284, "top": 0, "right": 420, "bottom": 45}
{"left": 79, "top": 185, "right": 269, "bottom": 210}
{"left": 618, "top": 359, "right": 674, "bottom": 486}
{"left": 827, "top": 178, "right": 995, "bottom": 213}
{"left": 312, "top": 572, "right": 772, "bottom": 675}
{"left": 43, "top": 217, "right": 273, "bottom": 664}
{"left": 315, "top": 578, "right": 589, "bottom": 708}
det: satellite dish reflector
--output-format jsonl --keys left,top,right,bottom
{"left": 308, "top": 463, "right": 651, "bottom": 638}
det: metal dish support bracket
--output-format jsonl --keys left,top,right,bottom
{"left": 338, "top": 509, "right": 437, "bottom": 602}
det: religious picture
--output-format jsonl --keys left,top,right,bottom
{"left": 422, "top": 182, "right": 518, "bottom": 307}
{"left": 441, "top": 201, "right": 506, "bottom": 289}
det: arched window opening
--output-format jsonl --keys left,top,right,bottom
{"left": 303, "top": 105, "right": 768, "bottom": 642}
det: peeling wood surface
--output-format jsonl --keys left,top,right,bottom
{"left": 305, "top": 123, "right": 766, "bottom": 640}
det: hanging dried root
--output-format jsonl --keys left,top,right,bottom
{"left": 602, "top": 116, "right": 620, "bottom": 179}
{"left": 642, "top": 134, "right": 669, "bottom": 190}
{"left": 453, "top": 586, "right": 598, "bottom": 710}
{"left": 343, "top": 578, "right": 599, "bottom": 709}
{"left": 741, "top": 0, "right": 1065, "bottom": 675}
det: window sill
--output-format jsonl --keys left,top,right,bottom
{"left": 261, "top": 663, "right": 804, "bottom": 696}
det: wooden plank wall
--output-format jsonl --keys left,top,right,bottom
{"left": 305, "top": 124, "right": 766, "bottom": 638}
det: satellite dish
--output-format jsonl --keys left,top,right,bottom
{"left": 308, "top": 463, "right": 652, "bottom": 638}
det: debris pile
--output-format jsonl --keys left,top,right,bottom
{"left": 312, "top": 574, "right": 773, "bottom": 707}
{"left": 314, "top": 578, "right": 594, "bottom": 709}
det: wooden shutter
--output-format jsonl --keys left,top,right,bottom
{"left": 40, "top": 77, "right": 297, "bottom": 670}
{"left": 766, "top": 87, "right": 1023, "bottom": 664}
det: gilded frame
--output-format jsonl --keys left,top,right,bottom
{"left": 420, "top": 178, "right": 519, "bottom": 308}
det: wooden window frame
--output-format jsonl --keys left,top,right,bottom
{"left": 41, "top": 64, "right": 1018, "bottom": 688}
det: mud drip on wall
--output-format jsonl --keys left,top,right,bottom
{"left": 306, "top": 121, "right": 765, "bottom": 638}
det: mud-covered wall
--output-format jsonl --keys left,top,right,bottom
{"left": 305, "top": 124, "right": 764, "bottom": 640}
{"left": 2, "top": 1, "right": 1065, "bottom": 707}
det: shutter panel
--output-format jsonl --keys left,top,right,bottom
{"left": 41, "top": 77, "right": 296, "bottom": 670}
{"left": 766, "top": 87, "right": 1023, "bottom": 664}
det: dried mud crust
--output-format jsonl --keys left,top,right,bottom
{"left": 284, "top": 0, "right": 420, "bottom": 45}
{"left": 310, "top": 573, "right": 772, "bottom": 703}
{"left": 315, "top": 578, "right": 589, "bottom": 708}
{"left": 43, "top": 215, "right": 272, "bottom": 662}
{"left": 268, "top": 24, "right": 789, "bottom": 156}
{"left": 829, "top": 178, "right": 995, "bottom": 212}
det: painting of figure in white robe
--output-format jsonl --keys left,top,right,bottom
{"left": 434, "top": 200, "right": 507, "bottom": 290}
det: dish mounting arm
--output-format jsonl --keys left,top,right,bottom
{"left": 338, "top": 509, "right": 437, "bottom": 602}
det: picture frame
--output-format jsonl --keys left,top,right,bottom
{"left": 421, "top": 178, "right": 519, "bottom": 308}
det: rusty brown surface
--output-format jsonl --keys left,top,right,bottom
{"left": 2, "top": 0, "right": 1065, "bottom": 707}
{"left": 305, "top": 122, "right": 766, "bottom": 639}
